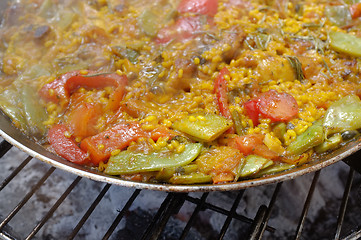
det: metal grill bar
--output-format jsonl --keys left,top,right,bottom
{"left": 335, "top": 168, "right": 355, "bottom": 240}
{"left": 250, "top": 182, "right": 283, "bottom": 240}
{"left": 0, "top": 167, "right": 56, "bottom": 231}
{"left": 68, "top": 183, "right": 111, "bottom": 240}
{"left": 184, "top": 194, "right": 275, "bottom": 232}
{"left": 249, "top": 205, "right": 268, "bottom": 240}
{"left": 294, "top": 170, "right": 321, "bottom": 240}
{"left": 25, "top": 176, "right": 82, "bottom": 240}
{"left": 217, "top": 190, "right": 244, "bottom": 240}
{"left": 0, "top": 156, "right": 32, "bottom": 191}
{"left": 0, "top": 141, "right": 12, "bottom": 158}
{"left": 103, "top": 189, "right": 141, "bottom": 240}
{"left": 342, "top": 227, "right": 361, "bottom": 240}
{"left": 179, "top": 193, "right": 209, "bottom": 240}
{"left": 141, "top": 193, "right": 187, "bottom": 240}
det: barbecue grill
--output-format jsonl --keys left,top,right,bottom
{"left": 0, "top": 139, "right": 361, "bottom": 240}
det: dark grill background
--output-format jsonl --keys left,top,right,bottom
{"left": 0, "top": 140, "right": 361, "bottom": 240}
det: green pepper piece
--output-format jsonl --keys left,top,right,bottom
{"left": 329, "top": 31, "right": 361, "bottom": 57}
{"left": 21, "top": 85, "right": 48, "bottom": 138}
{"left": 139, "top": 9, "right": 159, "bottom": 37}
{"left": 238, "top": 155, "right": 274, "bottom": 178}
{"left": 314, "top": 134, "right": 343, "bottom": 153}
{"left": 286, "top": 122, "right": 324, "bottom": 156}
{"left": 169, "top": 172, "right": 212, "bottom": 185}
{"left": 156, "top": 164, "right": 198, "bottom": 181}
{"left": 172, "top": 113, "right": 233, "bottom": 142}
{"left": 254, "top": 163, "right": 295, "bottom": 177}
{"left": 104, "top": 143, "right": 202, "bottom": 175}
{"left": 323, "top": 95, "right": 361, "bottom": 136}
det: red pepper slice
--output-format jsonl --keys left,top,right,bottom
{"left": 214, "top": 67, "right": 235, "bottom": 133}
{"left": 80, "top": 122, "right": 148, "bottom": 165}
{"left": 177, "top": 0, "right": 219, "bottom": 17}
{"left": 39, "top": 71, "right": 128, "bottom": 111}
{"left": 48, "top": 124, "right": 89, "bottom": 164}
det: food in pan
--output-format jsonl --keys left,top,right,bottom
{"left": 2, "top": 0, "right": 361, "bottom": 184}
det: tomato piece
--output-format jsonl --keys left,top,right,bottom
{"left": 48, "top": 124, "right": 89, "bottom": 164}
{"left": 350, "top": 3, "right": 361, "bottom": 19}
{"left": 178, "top": 0, "right": 218, "bottom": 17}
{"left": 233, "top": 134, "right": 264, "bottom": 155}
{"left": 244, "top": 99, "right": 260, "bottom": 126}
{"left": 244, "top": 90, "right": 298, "bottom": 125}
{"left": 258, "top": 89, "right": 298, "bottom": 122}
{"left": 80, "top": 122, "right": 147, "bottom": 165}
{"left": 150, "top": 125, "right": 176, "bottom": 141}
{"left": 39, "top": 71, "right": 128, "bottom": 111}
{"left": 66, "top": 102, "right": 103, "bottom": 138}
{"left": 156, "top": 16, "right": 203, "bottom": 44}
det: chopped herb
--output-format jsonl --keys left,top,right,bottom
{"left": 285, "top": 56, "right": 305, "bottom": 81}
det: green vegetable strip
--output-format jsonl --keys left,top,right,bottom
{"left": 286, "top": 122, "right": 324, "bottom": 156}
{"left": 172, "top": 113, "right": 233, "bottom": 142}
{"left": 329, "top": 31, "right": 361, "bottom": 57}
{"left": 104, "top": 143, "right": 202, "bottom": 175}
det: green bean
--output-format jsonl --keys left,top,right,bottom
{"left": 169, "top": 172, "right": 212, "bottom": 185}
{"left": 323, "top": 94, "right": 361, "bottom": 136}
{"left": 104, "top": 143, "right": 202, "bottom": 175}
{"left": 314, "top": 134, "right": 342, "bottom": 153}
{"left": 172, "top": 113, "right": 233, "bottom": 142}
{"left": 286, "top": 122, "right": 324, "bottom": 156}
{"left": 238, "top": 155, "right": 274, "bottom": 178}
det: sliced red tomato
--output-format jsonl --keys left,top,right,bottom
{"left": 48, "top": 124, "right": 89, "bottom": 164}
{"left": 39, "top": 71, "right": 128, "bottom": 111}
{"left": 257, "top": 89, "right": 298, "bottom": 122}
{"left": 244, "top": 89, "right": 298, "bottom": 125}
{"left": 156, "top": 16, "right": 204, "bottom": 44}
{"left": 177, "top": 0, "right": 219, "bottom": 17}
{"left": 80, "top": 122, "right": 148, "bottom": 165}
{"left": 149, "top": 125, "right": 176, "bottom": 141}
{"left": 66, "top": 102, "right": 103, "bottom": 138}
{"left": 350, "top": 3, "right": 361, "bottom": 19}
{"left": 228, "top": 134, "right": 279, "bottom": 160}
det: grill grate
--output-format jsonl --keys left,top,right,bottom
{"left": 0, "top": 140, "right": 361, "bottom": 240}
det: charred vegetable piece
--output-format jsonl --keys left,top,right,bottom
{"left": 314, "top": 134, "right": 342, "bottom": 153}
{"left": 48, "top": 124, "right": 89, "bottom": 164}
{"left": 329, "top": 31, "right": 361, "bottom": 57}
{"left": 21, "top": 85, "right": 48, "bottom": 138}
{"left": 156, "top": 164, "right": 198, "bottom": 181}
{"left": 104, "top": 143, "right": 202, "bottom": 175}
{"left": 172, "top": 113, "right": 233, "bottom": 142}
{"left": 286, "top": 122, "right": 324, "bottom": 156}
{"left": 323, "top": 95, "right": 361, "bottom": 136}
{"left": 169, "top": 172, "right": 212, "bottom": 184}
{"left": 238, "top": 155, "right": 274, "bottom": 178}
